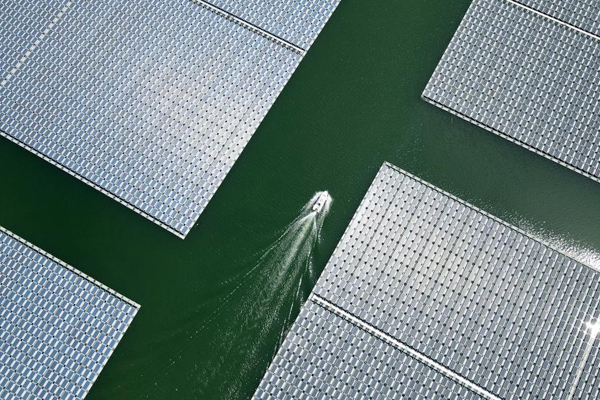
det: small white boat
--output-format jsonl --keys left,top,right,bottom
{"left": 312, "top": 192, "right": 329, "bottom": 213}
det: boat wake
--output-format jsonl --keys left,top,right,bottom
{"left": 140, "top": 192, "right": 332, "bottom": 399}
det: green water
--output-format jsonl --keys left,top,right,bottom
{"left": 1, "top": 0, "right": 600, "bottom": 399}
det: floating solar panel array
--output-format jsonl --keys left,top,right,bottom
{"left": 0, "top": 226, "right": 139, "bottom": 400}
{"left": 513, "top": 0, "right": 600, "bottom": 35}
{"left": 253, "top": 162, "right": 600, "bottom": 399}
{"left": 206, "top": 0, "right": 341, "bottom": 50}
{"left": 423, "top": 0, "right": 600, "bottom": 183}
{"left": 0, "top": 0, "right": 341, "bottom": 238}
{"left": 254, "top": 301, "right": 486, "bottom": 399}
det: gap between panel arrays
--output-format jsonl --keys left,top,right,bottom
{"left": 253, "top": 162, "right": 600, "bottom": 399}
{"left": 0, "top": 226, "right": 139, "bottom": 400}
{"left": 0, "top": 0, "right": 341, "bottom": 238}
{"left": 423, "top": 0, "right": 600, "bottom": 184}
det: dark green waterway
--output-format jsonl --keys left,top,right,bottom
{"left": 1, "top": 1, "right": 600, "bottom": 399}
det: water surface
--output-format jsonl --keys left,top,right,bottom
{"left": 1, "top": 0, "right": 600, "bottom": 399}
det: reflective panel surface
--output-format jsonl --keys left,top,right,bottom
{"left": 0, "top": 226, "right": 139, "bottom": 400}
{"left": 253, "top": 300, "right": 486, "bottom": 399}
{"left": 423, "top": 0, "right": 600, "bottom": 184}
{"left": 206, "top": 0, "right": 341, "bottom": 49}
{"left": 0, "top": 0, "right": 69, "bottom": 80}
{"left": 514, "top": 0, "right": 600, "bottom": 35}
{"left": 254, "top": 162, "right": 600, "bottom": 399}
{"left": 0, "top": 0, "right": 340, "bottom": 238}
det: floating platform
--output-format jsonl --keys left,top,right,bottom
{"left": 254, "top": 300, "right": 486, "bottom": 399}
{"left": 0, "top": 226, "right": 139, "bottom": 400}
{"left": 253, "top": 162, "right": 600, "bottom": 399}
{"left": 0, "top": 0, "right": 341, "bottom": 238}
{"left": 423, "top": 0, "right": 600, "bottom": 183}
{"left": 512, "top": 0, "right": 600, "bottom": 35}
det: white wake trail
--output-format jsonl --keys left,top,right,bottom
{"left": 141, "top": 192, "right": 333, "bottom": 400}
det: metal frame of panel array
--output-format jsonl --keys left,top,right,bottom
{"left": 0, "top": 0, "right": 341, "bottom": 238}
{"left": 0, "top": 226, "right": 139, "bottom": 400}
{"left": 253, "top": 162, "right": 600, "bottom": 399}
{"left": 423, "top": 0, "right": 600, "bottom": 183}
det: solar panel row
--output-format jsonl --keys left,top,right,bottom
{"left": 0, "top": 0, "right": 71, "bottom": 82}
{"left": 0, "top": 226, "right": 139, "bottom": 400}
{"left": 423, "top": 0, "right": 600, "bottom": 184}
{"left": 253, "top": 163, "right": 600, "bottom": 399}
{"left": 513, "top": 0, "right": 600, "bottom": 36}
{"left": 206, "top": 0, "right": 341, "bottom": 50}
{"left": 254, "top": 300, "right": 486, "bottom": 399}
{"left": 0, "top": 0, "right": 341, "bottom": 238}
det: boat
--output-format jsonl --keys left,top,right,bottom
{"left": 312, "top": 192, "right": 329, "bottom": 213}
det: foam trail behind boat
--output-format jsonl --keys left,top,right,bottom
{"left": 140, "top": 192, "right": 333, "bottom": 399}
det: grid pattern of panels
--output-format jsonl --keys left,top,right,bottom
{"left": 253, "top": 300, "right": 485, "bottom": 400}
{"left": 0, "top": 0, "right": 68, "bottom": 80}
{"left": 0, "top": 0, "right": 314, "bottom": 238}
{"left": 422, "top": 0, "right": 600, "bottom": 183}
{"left": 0, "top": 227, "right": 139, "bottom": 400}
{"left": 314, "top": 163, "right": 600, "bottom": 399}
{"left": 573, "top": 337, "right": 600, "bottom": 399}
{"left": 206, "top": 0, "right": 341, "bottom": 49}
{"left": 515, "top": 0, "right": 600, "bottom": 36}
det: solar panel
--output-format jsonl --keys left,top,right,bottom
{"left": 253, "top": 300, "right": 486, "bottom": 399}
{"left": 0, "top": 0, "right": 70, "bottom": 80}
{"left": 206, "top": 0, "right": 342, "bottom": 49}
{"left": 423, "top": 0, "right": 600, "bottom": 184}
{"left": 0, "top": 226, "right": 139, "bottom": 400}
{"left": 254, "top": 162, "right": 600, "bottom": 399}
{"left": 513, "top": 0, "right": 600, "bottom": 35}
{"left": 0, "top": 0, "right": 340, "bottom": 238}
